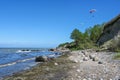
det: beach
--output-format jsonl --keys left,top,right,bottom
{"left": 4, "top": 49, "right": 120, "bottom": 80}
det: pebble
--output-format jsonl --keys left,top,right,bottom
{"left": 45, "top": 67, "right": 50, "bottom": 71}
{"left": 80, "top": 60, "right": 83, "bottom": 63}
{"left": 76, "top": 69, "right": 80, "bottom": 73}
{"left": 54, "top": 62, "right": 58, "bottom": 66}
{"left": 72, "top": 66, "right": 76, "bottom": 68}
{"left": 88, "top": 78, "right": 92, "bottom": 80}
{"left": 73, "top": 59, "right": 78, "bottom": 63}
{"left": 77, "top": 76, "right": 81, "bottom": 79}
{"left": 100, "top": 78, "right": 104, "bottom": 80}
{"left": 83, "top": 78, "right": 87, "bottom": 80}
{"left": 83, "top": 57, "right": 89, "bottom": 61}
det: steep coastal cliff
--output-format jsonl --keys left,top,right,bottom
{"left": 97, "top": 14, "right": 120, "bottom": 48}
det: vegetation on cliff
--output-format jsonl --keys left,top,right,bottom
{"left": 109, "top": 37, "right": 120, "bottom": 52}
{"left": 59, "top": 24, "right": 104, "bottom": 50}
{"left": 59, "top": 15, "right": 120, "bottom": 59}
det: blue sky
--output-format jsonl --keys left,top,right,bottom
{"left": 0, "top": 0, "right": 120, "bottom": 48}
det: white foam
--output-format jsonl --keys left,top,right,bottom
{"left": 16, "top": 50, "right": 31, "bottom": 53}
{"left": 0, "top": 57, "right": 35, "bottom": 68}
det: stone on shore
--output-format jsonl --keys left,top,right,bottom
{"left": 83, "top": 57, "right": 89, "bottom": 61}
{"left": 89, "top": 54, "right": 95, "bottom": 59}
{"left": 35, "top": 56, "right": 48, "bottom": 62}
{"left": 92, "top": 56, "right": 99, "bottom": 61}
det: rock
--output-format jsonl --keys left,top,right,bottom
{"left": 82, "top": 51, "right": 89, "bottom": 56}
{"left": 54, "top": 62, "right": 58, "bottom": 66}
{"left": 83, "top": 78, "right": 87, "bottom": 80}
{"left": 72, "top": 59, "right": 78, "bottom": 63}
{"left": 72, "top": 66, "right": 76, "bottom": 68}
{"left": 88, "top": 78, "right": 92, "bottom": 80}
{"left": 80, "top": 60, "right": 83, "bottom": 63}
{"left": 49, "top": 48, "right": 56, "bottom": 51}
{"left": 83, "top": 57, "right": 89, "bottom": 61}
{"left": 100, "top": 78, "right": 104, "bottom": 80}
{"left": 35, "top": 56, "right": 48, "bottom": 62}
{"left": 45, "top": 67, "right": 50, "bottom": 71}
{"left": 76, "top": 69, "right": 80, "bottom": 72}
{"left": 47, "top": 57, "right": 55, "bottom": 61}
{"left": 98, "top": 61, "right": 103, "bottom": 64}
{"left": 77, "top": 76, "right": 81, "bottom": 79}
{"left": 93, "top": 57, "right": 99, "bottom": 61}
{"left": 89, "top": 54, "right": 95, "bottom": 59}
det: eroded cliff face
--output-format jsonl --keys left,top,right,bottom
{"left": 97, "top": 14, "right": 120, "bottom": 47}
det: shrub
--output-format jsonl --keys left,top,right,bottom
{"left": 114, "top": 53, "right": 120, "bottom": 59}
{"left": 109, "top": 37, "right": 120, "bottom": 52}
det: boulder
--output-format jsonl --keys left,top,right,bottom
{"left": 83, "top": 57, "right": 89, "bottom": 61}
{"left": 49, "top": 48, "right": 56, "bottom": 51}
{"left": 98, "top": 61, "right": 103, "bottom": 64}
{"left": 81, "top": 50, "right": 89, "bottom": 57}
{"left": 89, "top": 54, "right": 95, "bottom": 59}
{"left": 35, "top": 56, "right": 48, "bottom": 62}
{"left": 92, "top": 57, "right": 99, "bottom": 61}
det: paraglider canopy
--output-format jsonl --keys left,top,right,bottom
{"left": 89, "top": 9, "right": 96, "bottom": 13}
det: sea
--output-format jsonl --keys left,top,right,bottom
{"left": 0, "top": 48, "right": 59, "bottom": 78}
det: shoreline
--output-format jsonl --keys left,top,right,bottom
{"left": 4, "top": 49, "right": 120, "bottom": 80}
{"left": 4, "top": 50, "right": 73, "bottom": 80}
{"left": 0, "top": 49, "right": 62, "bottom": 79}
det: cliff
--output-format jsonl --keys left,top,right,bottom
{"left": 97, "top": 14, "right": 120, "bottom": 48}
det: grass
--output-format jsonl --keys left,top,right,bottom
{"left": 114, "top": 53, "right": 120, "bottom": 60}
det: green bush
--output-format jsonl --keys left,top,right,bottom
{"left": 114, "top": 53, "right": 120, "bottom": 59}
{"left": 109, "top": 37, "right": 120, "bottom": 52}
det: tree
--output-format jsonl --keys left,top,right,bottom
{"left": 87, "top": 24, "right": 103, "bottom": 42}
{"left": 70, "top": 29, "right": 82, "bottom": 47}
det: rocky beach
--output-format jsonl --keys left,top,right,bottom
{"left": 4, "top": 49, "right": 120, "bottom": 80}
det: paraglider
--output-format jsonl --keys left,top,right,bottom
{"left": 89, "top": 9, "right": 96, "bottom": 17}
{"left": 89, "top": 9, "right": 96, "bottom": 13}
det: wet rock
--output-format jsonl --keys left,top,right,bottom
{"left": 35, "top": 56, "right": 48, "bottom": 62}
{"left": 49, "top": 48, "right": 56, "bottom": 51}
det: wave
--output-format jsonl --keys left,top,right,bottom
{"left": 16, "top": 50, "right": 31, "bottom": 53}
{"left": 0, "top": 57, "right": 35, "bottom": 68}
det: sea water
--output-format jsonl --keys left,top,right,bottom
{"left": 0, "top": 48, "right": 58, "bottom": 78}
